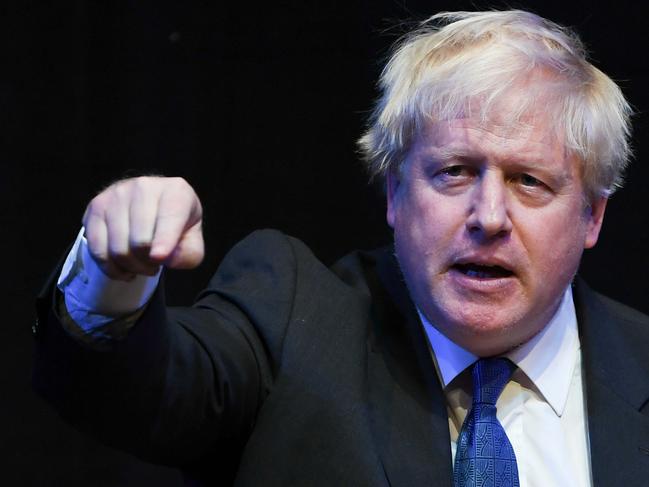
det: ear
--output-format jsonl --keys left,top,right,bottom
{"left": 584, "top": 196, "right": 608, "bottom": 249}
{"left": 386, "top": 169, "right": 401, "bottom": 229}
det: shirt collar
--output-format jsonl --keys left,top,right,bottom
{"left": 419, "top": 286, "right": 580, "bottom": 416}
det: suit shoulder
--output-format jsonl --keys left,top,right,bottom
{"left": 226, "top": 229, "right": 321, "bottom": 264}
{"left": 578, "top": 282, "right": 649, "bottom": 328}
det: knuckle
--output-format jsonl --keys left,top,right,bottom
{"left": 170, "top": 176, "right": 187, "bottom": 185}
{"left": 112, "top": 182, "right": 130, "bottom": 198}
{"left": 170, "top": 176, "right": 192, "bottom": 193}
{"left": 133, "top": 175, "right": 153, "bottom": 191}
{"left": 86, "top": 195, "right": 106, "bottom": 215}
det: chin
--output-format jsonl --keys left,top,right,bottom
{"left": 431, "top": 302, "right": 529, "bottom": 350}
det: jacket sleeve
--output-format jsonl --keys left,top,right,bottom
{"left": 33, "top": 229, "right": 299, "bottom": 471}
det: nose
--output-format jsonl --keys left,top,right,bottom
{"left": 466, "top": 171, "right": 512, "bottom": 239}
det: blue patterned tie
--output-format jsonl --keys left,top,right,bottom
{"left": 453, "top": 358, "right": 519, "bottom": 487}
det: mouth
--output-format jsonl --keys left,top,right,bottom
{"left": 452, "top": 263, "right": 514, "bottom": 279}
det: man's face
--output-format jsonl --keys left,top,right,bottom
{"left": 387, "top": 110, "right": 607, "bottom": 357}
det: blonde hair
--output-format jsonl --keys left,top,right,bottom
{"left": 358, "top": 10, "right": 633, "bottom": 200}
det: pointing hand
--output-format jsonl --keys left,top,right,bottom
{"left": 82, "top": 176, "right": 204, "bottom": 280}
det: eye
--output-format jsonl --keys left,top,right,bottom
{"left": 440, "top": 165, "right": 466, "bottom": 177}
{"left": 428, "top": 164, "right": 478, "bottom": 192}
{"left": 516, "top": 173, "right": 544, "bottom": 188}
{"left": 519, "top": 174, "right": 543, "bottom": 187}
{"left": 435, "top": 165, "right": 476, "bottom": 180}
{"left": 511, "top": 173, "right": 555, "bottom": 204}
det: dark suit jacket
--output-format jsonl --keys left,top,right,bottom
{"left": 34, "top": 229, "right": 649, "bottom": 486}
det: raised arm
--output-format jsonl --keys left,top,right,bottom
{"left": 33, "top": 177, "right": 296, "bottom": 479}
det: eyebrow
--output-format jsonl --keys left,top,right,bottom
{"left": 418, "top": 145, "right": 481, "bottom": 163}
{"left": 423, "top": 144, "right": 554, "bottom": 169}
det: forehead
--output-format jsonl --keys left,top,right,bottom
{"left": 416, "top": 72, "right": 567, "bottom": 146}
{"left": 415, "top": 116, "right": 561, "bottom": 156}
{"left": 410, "top": 87, "right": 573, "bottom": 168}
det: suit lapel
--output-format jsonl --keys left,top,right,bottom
{"left": 365, "top": 248, "right": 453, "bottom": 487}
{"left": 363, "top": 256, "right": 649, "bottom": 486}
{"left": 575, "top": 280, "right": 649, "bottom": 486}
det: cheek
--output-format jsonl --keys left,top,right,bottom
{"left": 517, "top": 206, "right": 588, "bottom": 281}
{"left": 394, "top": 195, "right": 469, "bottom": 286}
{"left": 395, "top": 190, "right": 466, "bottom": 240}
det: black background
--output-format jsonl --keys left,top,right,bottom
{"left": 4, "top": 1, "right": 648, "bottom": 485}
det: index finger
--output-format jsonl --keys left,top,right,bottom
{"left": 149, "top": 180, "right": 202, "bottom": 261}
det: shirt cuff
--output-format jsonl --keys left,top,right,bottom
{"left": 57, "top": 227, "right": 162, "bottom": 332}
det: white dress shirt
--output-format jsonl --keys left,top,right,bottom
{"left": 57, "top": 229, "right": 161, "bottom": 333}
{"left": 59, "top": 232, "right": 592, "bottom": 485}
{"left": 420, "top": 286, "right": 592, "bottom": 486}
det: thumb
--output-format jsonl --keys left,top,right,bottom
{"left": 163, "top": 223, "right": 205, "bottom": 269}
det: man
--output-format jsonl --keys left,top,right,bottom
{"left": 35, "top": 10, "right": 649, "bottom": 486}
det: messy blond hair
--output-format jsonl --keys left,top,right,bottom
{"left": 358, "top": 10, "right": 632, "bottom": 200}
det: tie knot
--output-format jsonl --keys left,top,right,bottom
{"left": 471, "top": 358, "right": 514, "bottom": 406}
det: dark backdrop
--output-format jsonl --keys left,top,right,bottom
{"left": 4, "top": 1, "right": 648, "bottom": 485}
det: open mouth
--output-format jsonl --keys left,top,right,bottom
{"left": 453, "top": 263, "right": 514, "bottom": 279}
